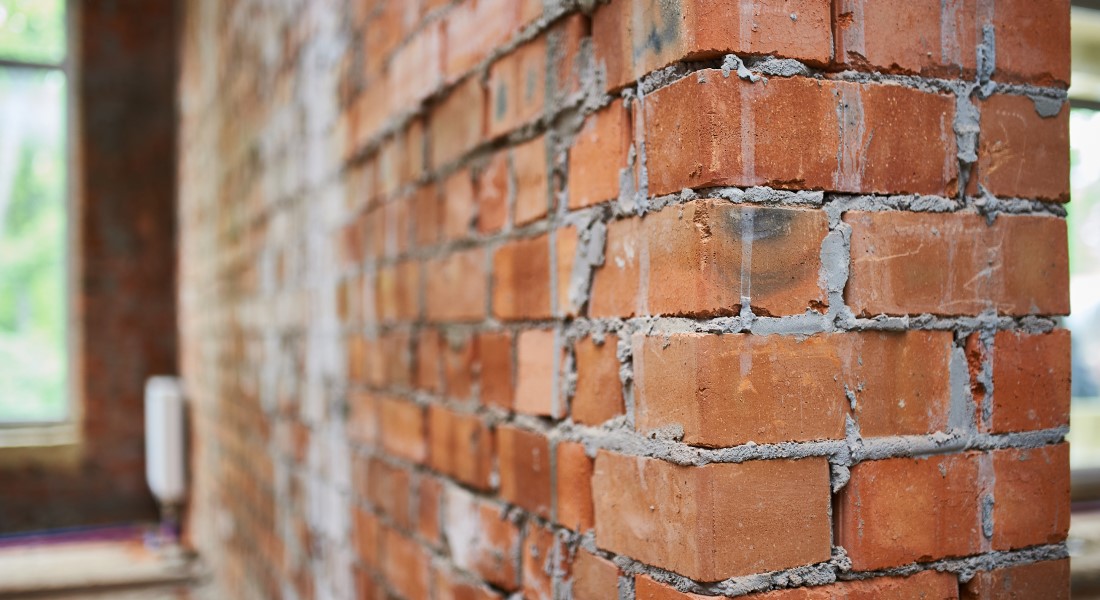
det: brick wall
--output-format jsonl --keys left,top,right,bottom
{"left": 0, "top": 0, "right": 177, "bottom": 532}
{"left": 178, "top": 0, "right": 1071, "bottom": 597}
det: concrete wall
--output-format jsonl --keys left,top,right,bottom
{"left": 178, "top": 0, "right": 1072, "bottom": 597}
{"left": 0, "top": 0, "right": 177, "bottom": 532}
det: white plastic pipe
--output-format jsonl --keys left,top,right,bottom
{"left": 145, "top": 376, "right": 186, "bottom": 506}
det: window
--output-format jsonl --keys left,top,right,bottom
{"left": 0, "top": 0, "right": 69, "bottom": 424}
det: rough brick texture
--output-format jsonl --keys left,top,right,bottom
{"left": 178, "top": 0, "right": 1071, "bottom": 597}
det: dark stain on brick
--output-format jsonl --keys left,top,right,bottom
{"left": 634, "top": 0, "right": 682, "bottom": 61}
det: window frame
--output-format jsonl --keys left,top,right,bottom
{"left": 0, "top": 0, "right": 78, "bottom": 446}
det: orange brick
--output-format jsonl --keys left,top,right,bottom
{"left": 742, "top": 570, "right": 960, "bottom": 599}
{"left": 497, "top": 425, "right": 551, "bottom": 517}
{"left": 416, "top": 328, "right": 443, "bottom": 392}
{"left": 515, "top": 329, "right": 557, "bottom": 417}
{"left": 573, "top": 550, "right": 618, "bottom": 600}
{"left": 425, "top": 247, "right": 486, "bottom": 322}
{"left": 476, "top": 150, "right": 509, "bottom": 234}
{"left": 428, "top": 406, "right": 494, "bottom": 490}
{"left": 634, "top": 575, "right": 708, "bottom": 600}
{"left": 989, "top": 330, "right": 1070, "bottom": 433}
{"left": 347, "top": 390, "right": 379, "bottom": 446}
{"left": 634, "top": 330, "right": 953, "bottom": 446}
{"left": 555, "top": 226, "right": 579, "bottom": 316}
{"left": 381, "top": 527, "right": 430, "bottom": 600}
{"left": 442, "top": 332, "right": 477, "bottom": 400}
{"left": 416, "top": 475, "right": 442, "bottom": 547}
{"left": 389, "top": 21, "right": 443, "bottom": 108}
{"left": 593, "top": 0, "right": 832, "bottom": 90}
{"left": 592, "top": 202, "right": 828, "bottom": 318}
{"left": 353, "top": 506, "right": 380, "bottom": 570}
{"left": 444, "top": 487, "right": 522, "bottom": 591}
{"left": 644, "top": 74, "right": 956, "bottom": 197}
{"left": 433, "top": 566, "right": 504, "bottom": 600}
{"left": 593, "top": 452, "right": 831, "bottom": 581}
{"left": 376, "top": 259, "right": 420, "bottom": 323}
{"left": 445, "top": 0, "right": 525, "bottom": 80}
{"left": 974, "top": 94, "right": 1069, "bottom": 201}
{"left": 412, "top": 184, "right": 442, "bottom": 248}
{"left": 493, "top": 234, "right": 552, "bottom": 320}
{"left": 991, "top": 444, "right": 1070, "bottom": 551}
{"left": 430, "top": 76, "right": 485, "bottom": 168}
{"left": 571, "top": 336, "right": 624, "bottom": 426}
{"left": 478, "top": 331, "right": 514, "bottom": 409}
{"left": 963, "top": 559, "right": 1069, "bottom": 600}
{"left": 845, "top": 212, "right": 1070, "bottom": 317}
{"left": 569, "top": 102, "right": 631, "bottom": 208}
{"left": 442, "top": 169, "right": 476, "bottom": 241}
{"left": 367, "top": 458, "right": 412, "bottom": 529}
{"left": 555, "top": 441, "right": 594, "bottom": 532}
{"left": 378, "top": 397, "right": 427, "bottom": 463}
{"left": 836, "top": 454, "right": 982, "bottom": 570}
{"left": 522, "top": 523, "right": 563, "bottom": 600}
{"left": 513, "top": 136, "right": 549, "bottom": 226}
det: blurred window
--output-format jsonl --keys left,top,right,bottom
{"left": 0, "top": 0, "right": 69, "bottom": 424}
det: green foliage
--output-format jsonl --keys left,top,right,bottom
{"left": 0, "top": 0, "right": 65, "bottom": 64}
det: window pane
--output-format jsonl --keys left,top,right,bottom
{"left": 1068, "top": 107, "right": 1100, "bottom": 469}
{"left": 0, "top": 67, "right": 67, "bottom": 422}
{"left": 0, "top": 0, "right": 65, "bottom": 64}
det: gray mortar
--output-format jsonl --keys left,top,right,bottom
{"left": 747, "top": 56, "right": 811, "bottom": 78}
{"left": 948, "top": 343, "right": 976, "bottom": 431}
{"left": 977, "top": 24, "right": 997, "bottom": 98}
{"left": 721, "top": 54, "right": 761, "bottom": 83}
{"left": 567, "top": 215, "right": 608, "bottom": 313}
{"left": 1031, "top": 95, "right": 1065, "bottom": 118}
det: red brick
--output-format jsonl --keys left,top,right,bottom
{"left": 572, "top": 550, "right": 618, "bottom": 600}
{"left": 378, "top": 397, "right": 426, "bottom": 464}
{"left": 845, "top": 212, "right": 1069, "bottom": 317}
{"left": 364, "top": 0, "right": 419, "bottom": 77}
{"left": 973, "top": 94, "right": 1069, "bottom": 201}
{"left": 478, "top": 331, "right": 514, "bottom": 409}
{"left": 428, "top": 406, "right": 494, "bottom": 490}
{"left": 593, "top": 0, "right": 832, "bottom": 90}
{"left": 430, "top": 76, "right": 485, "bottom": 168}
{"left": 515, "top": 329, "right": 557, "bottom": 416}
{"left": 416, "top": 328, "right": 443, "bottom": 392}
{"left": 555, "top": 226, "right": 579, "bottom": 316}
{"left": 442, "top": 169, "right": 476, "bottom": 241}
{"left": 571, "top": 335, "right": 624, "bottom": 426}
{"left": 633, "top": 331, "right": 952, "bottom": 446}
{"left": 367, "top": 458, "right": 412, "bottom": 529}
{"left": 590, "top": 217, "right": 642, "bottom": 317}
{"left": 513, "top": 136, "right": 549, "bottom": 226}
{"left": 376, "top": 259, "right": 420, "bottom": 323}
{"left": 444, "top": 487, "right": 522, "bottom": 591}
{"left": 353, "top": 506, "right": 380, "bottom": 570}
{"left": 742, "top": 570, "right": 960, "bottom": 599}
{"left": 477, "top": 150, "right": 509, "bottom": 234}
{"left": 569, "top": 102, "right": 631, "bottom": 208}
{"left": 962, "top": 559, "right": 1069, "bottom": 600}
{"left": 445, "top": 0, "right": 526, "bottom": 80}
{"left": 346, "top": 82, "right": 392, "bottom": 153}
{"left": 416, "top": 475, "right": 442, "bottom": 546}
{"left": 433, "top": 567, "right": 504, "bottom": 600}
{"left": 591, "top": 201, "right": 828, "bottom": 318}
{"left": 834, "top": 0, "right": 976, "bottom": 77}
{"left": 634, "top": 575, "right": 708, "bottom": 600}
{"left": 497, "top": 425, "right": 551, "bottom": 517}
{"left": 991, "top": 444, "right": 1070, "bottom": 551}
{"left": 493, "top": 234, "right": 552, "bottom": 320}
{"left": 442, "top": 332, "right": 477, "bottom": 400}
{"left": 412, "top": 184, "right": 442, "bottom": 248}
{"left": 381, "top": 527, "right": 430, "bottom": 600}
{"left": 992, "top": 0, "right": 1071, "bottom": 86}
{"left": 389, "top": 22, "right": 443, "bottom": 109}
{"left": 836, "top": 454, "right": 982, "bottom": 570}
{"left": 522, "top": 523, "right": 563, "bottom": 600}
{"left": 487, "top": 16, "right": 584, "bottom": 137}
{"left": 555, "top": 441, "right": 594, "bottom": 532}
{"left": 592, "top": 452, "right": 831, "bottom": 581}
{"left": 988, "top": 330, "right": 1070, "bottom": 433}
{"left": 645, "top": 75, "right": 956, "bottom": 197}
{"left": 347, "top": 391, "right": 379, "bottom": 446}
{"left": 425, "top": 247, "right": 487, "bottom": 322}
